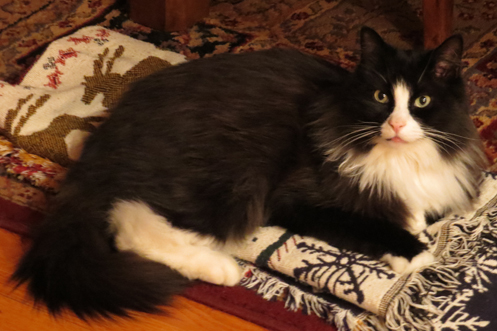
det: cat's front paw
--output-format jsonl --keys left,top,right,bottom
{"left": 380, "top": 251, "right": 435, "bottom": 274}
{"left": 185, "top": 251, "right": 243, "bottom": 286}
{"left": 405, "top": 213, "right": 427, "bottom": 235}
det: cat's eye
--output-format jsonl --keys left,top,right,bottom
{"left": 374, "top": 90, "right": 389, "bottom": 103}
{"left": 414, "top": 95, "right": 431, "bottom": 108}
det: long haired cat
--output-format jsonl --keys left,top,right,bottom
{"left": 12, "top": 27, "right": 486, "bottom": 318}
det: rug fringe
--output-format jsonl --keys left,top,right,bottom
{"left": 385, "top": 210, "right": 497, "bottom": 330}
{"left": 239, "top": 260, "right": 386, "bottom": 331}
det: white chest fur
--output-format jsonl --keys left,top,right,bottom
{"left": 339, "top": 138, "right": 475, "bottom": 228}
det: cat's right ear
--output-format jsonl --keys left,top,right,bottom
{"left": 431, "top": 34, "right": 463, "bottom": 79}
{"left": 359, "top": 27, "right": 387, "bottom": 65}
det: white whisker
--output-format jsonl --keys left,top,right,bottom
{"left": 326, "top": 127, "right": 380, "bottom": 159}
{"left": 423, "top": 130, "right": 465, "bottom": 153}
{"left": 335, "top": 128, "right": 379, "bottom": 146}
{"left": 326, "top": 126, "right": 378, "bottom": 147}
{"left": 424, "top": 127, "right": 477, "bottom": 141}
{"left": 427, "top": 136, "right": 461, "bottom": 154}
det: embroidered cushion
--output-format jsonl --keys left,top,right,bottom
{"left": 0, "top": 26, "right": 186, "bottom": 169}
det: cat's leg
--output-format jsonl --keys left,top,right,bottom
{"left": 368, "top": 214, "right": 435, "bottom": 274}
{"left": 405, "top": 210, "right": 428, "bottom": 235}
{"left": 108, "top": 200, "right": 243, "bottom": 286}
{"left": 269, "top": 204, "right": 434, "bottom": 274}
{"left": 380, "top": 251, "right": 434, "bottom": 274}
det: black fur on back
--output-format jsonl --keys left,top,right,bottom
{"left": 12, "top": 28, "right": 486, "bottom": 319}
{"left": 13, "top": 48, "right": 347, "bottom": 319}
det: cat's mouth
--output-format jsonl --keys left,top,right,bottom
{"left": 386, "top": 136, "right": 407, "bottom": 143}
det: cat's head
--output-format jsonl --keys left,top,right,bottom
{"left": 324, "top": 27, "right": 479, "bottom": 160}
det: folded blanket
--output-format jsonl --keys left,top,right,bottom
{"left": 1, "top": 26, "right": 496, "bottom": 331}
{"left": 0, "top": 26, "right": 185, "bottom": 190}
{"left": 233, "top": 174, "right": 497, "bottom": 330}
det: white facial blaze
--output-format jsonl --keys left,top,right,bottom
{"left": 381, "top": 81, "right": 424, "bottom": 142}
{"left": 391, "top": 81, "right": 411, "bottom": 127}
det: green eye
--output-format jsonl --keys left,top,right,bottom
{"left": 374, "top": 90, "right": 389, "bottom": 103}
{"left": 414, "top": 95, "right": 431, "bottom": 108}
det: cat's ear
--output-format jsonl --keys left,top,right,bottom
{"left": 360, "top": 27, "right": 387, "bottom": 62}
{"left": 432, "top": 35, "right": 463, "bottom": 79}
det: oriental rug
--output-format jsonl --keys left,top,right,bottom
{"left": 2, "top": 1, "right": 497, "bottom": 330}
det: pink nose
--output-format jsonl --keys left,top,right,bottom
{"left": 389, "top": 120, "right": 406, "bottom": 134}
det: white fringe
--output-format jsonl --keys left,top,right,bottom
{"left": 234, "top": 176, "right": 497, "bottom": 330}
{"left": 238, "top": 260, "right": 387, "bottom": 331}
{"left": 384, "top": 209, "right": 497, "bottom": 331}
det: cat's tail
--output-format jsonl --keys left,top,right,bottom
{"left": 11, "top": 202, "right": 189, "bottom": 319}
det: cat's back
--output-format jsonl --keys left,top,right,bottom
{"left": 70, "top": 48, "right": 346, "bottom": 215}
{"left": 79, "top": 49, "right": 346, "bottom": 179}
{"left": 89, "top": 48, "right": 348, "bottom": 159}
{"left": 154, "top": 48, "right": 346, "bottom": 88}
{"left": 116, "top": 48, "right": 347, "bottom": 117}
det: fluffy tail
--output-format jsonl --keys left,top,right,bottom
{"left": 11, "top": 204, "right": 189, "bottom": 319}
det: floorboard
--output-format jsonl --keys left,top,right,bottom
{"left": 0, "top": 229, "right": 267, "bottom": 331}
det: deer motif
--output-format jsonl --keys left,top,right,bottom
{"left": 2, "top": 94, "right": 105, "bottom": 167}
{"left": 2, "top": 46, "right": 173, "bottom": 167}
{"left": 82, "top": 46, "right": 173, "bottom": 108}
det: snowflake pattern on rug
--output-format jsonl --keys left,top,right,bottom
{"left": 294, "top": 242, "right": 396, "bottom": 305}
{"left": 232, "top": 174, "right": 497, "bottom": 330}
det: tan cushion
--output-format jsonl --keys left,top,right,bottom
{"left": 0, "top": 26, "right": 186, "bottom": 168}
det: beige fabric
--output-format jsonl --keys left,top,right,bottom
{"left": 0, "top": 26, "right": 186, "bottom": 167}
{"left": 231, "top": 175, "right": 497, "bottom": 330}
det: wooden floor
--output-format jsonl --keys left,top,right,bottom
{"left": 0, "top": 229, "right": 267, "bottom": 331}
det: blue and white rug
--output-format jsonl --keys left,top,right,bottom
{"left": 232, "top": 172, "right": 497, "bottom": 331}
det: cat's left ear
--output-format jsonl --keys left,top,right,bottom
{"left": 359, "top": 27, "right": 387, "bottom": 65}
{"left": 432, "top": 35, "right": 463, "bottom": 79}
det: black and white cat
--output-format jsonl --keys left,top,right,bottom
{"left": 13, "top": 28, "right": 487, "bottom": 318}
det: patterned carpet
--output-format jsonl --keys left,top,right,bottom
{"left": 1, "top": 0, "right": 497, "bottom": 329}
{"left": 1, "top": 0, "right": 497, "bottom": 187}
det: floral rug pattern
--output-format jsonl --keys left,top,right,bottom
{"left": 1, "top": 0, "right": 497, "bottom": 196}
{"left": 1, "top": 1, "right": 497, "bottom": 330}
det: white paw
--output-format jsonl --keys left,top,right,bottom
{"left": 381, "top": 251, "right": 435, "bottom": 274}
{"left": 406, "top": 215, "right": 427, "bottom": 235}
{"left": 407, "top": 223, "right": 426, "bottom": 235}
{"left": 183, "top": 251, "right": 243, "bottom": 286}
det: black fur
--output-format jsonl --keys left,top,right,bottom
{"left": 12, "top": 28, "right": 486, "bottom": 319}
{"left": 12, "top": 202, "right": 189, "bottom": 319}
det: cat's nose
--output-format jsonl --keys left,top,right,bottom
{"left": 388, "top": 120, "right": 406, "bottom": 133}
